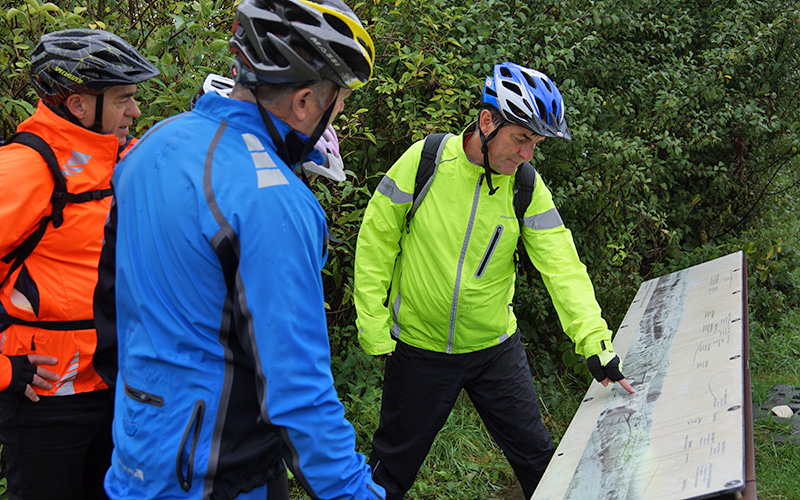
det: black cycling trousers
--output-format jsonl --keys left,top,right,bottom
{"left": 0, "top": 388, "right": 114, "bottom": 500}
{"left": 369, "top": 334, "right": 554, "bottom": 500}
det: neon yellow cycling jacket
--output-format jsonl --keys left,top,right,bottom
{"left": 354, "top": 126, "right": 611, "bottom": 357}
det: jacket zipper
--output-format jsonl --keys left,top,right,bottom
{"left": 475, "top": 225, "right": 503, "bottom": 278}
{"left": 176, "top": 400, "right": 206, "bottom": 492}
{"left": 125, "top": 383, "right": 165, "bottom": 407}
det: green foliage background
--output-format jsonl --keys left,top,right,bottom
{"left": 1, "top": 0, "right": 799, "bottom": 498}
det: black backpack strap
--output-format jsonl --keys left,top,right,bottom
{"left": 513, "top": 162, "right": 537, "bottom": 220}
{"left": 61, "top": 188, "right": 114, "bottom": 204}
{"left": 513, "top": 162, "right": 537, "bottom": 273}
{"left": 406, "top": 133, "right": 453, "bottom": 229}
{"left": 0, "top": 313, "right": 94, "bottom": 331}
{"left": 5, "top": 132, "right": 66, "bottom": 226}
{"left": 1, "top": 132, "right": 64, "bottom": 289}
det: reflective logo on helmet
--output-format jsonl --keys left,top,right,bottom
{"left": 485, "top": 76, "right": 493, "bottom": 88}
{"left": 53, "top": 66, "right": 84, "bottom": 85}
{"left": 308, "top": 35, "right": 341, "bottom": 69}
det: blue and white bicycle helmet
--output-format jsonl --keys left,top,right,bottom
{"left": 483, "top": 62, "right": 570, "bottom": 139}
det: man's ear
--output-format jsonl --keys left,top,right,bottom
{"left": 290, "top": 87, "right": 316, "bottom": 123}
{"left": 478, "top": 109, "right": 497, "bottom": 136}
{"left": 64, "top": 94, "right": 89, "bottom": 120}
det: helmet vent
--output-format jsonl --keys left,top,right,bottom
{"left": 522, "top": 71, "right": 537, "bottom": 89}
{"left": 95, "top": 50, "right": 121, "bottom": 64}
{"left": 254, "top": 0, "right": 276, "bottom": 11}
{"left": 484, "top": 86, "right": 497, "bottom": 98}
{"left": 357, "top": 36, "right": 374, "bottom": 61}
{"left": 508, "top": 101, "right": 529, "bottom": 120}
{"left": 54, "top": 40, "right": 84, "bottom": 51}
{"left": 499, "top": 66, "right": 513, "bottom": 78}
{"left": 290, "top": 40, "right": 316, "bottom": 66}
{"left": 254, "top": 19, "right": 288, "bottom": 38}
{"left": 523, "top": 99, "right": 535, "bottom": 115}
{"left": 266, "top": 41, "right": 289, "bottom": 67}
{"left": 332, "top": 43, "right": 369, "bottom": 80}
{"left": 534, "top": 97, "right": 548, "bottom": 122}
{"left": 82, "top": 69, "right": 102, "bottom": 80}
{"left": 288, "top": 6, "right": 320, "bottom": 26}
{"left": 324, "top": 13, "right": 352, "bottom": 37}
{"left": 501, "top": 80, "right": 522, "bottom": 97}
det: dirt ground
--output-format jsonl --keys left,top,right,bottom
{"left": 498, "top": 483, "right": 526, "bottom": 500}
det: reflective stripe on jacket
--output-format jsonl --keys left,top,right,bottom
{"left": 355, "top": 126, "right": 612, "bottom": 357}
{"left": 0, "top": 100, "right": 119, "bottom": 395}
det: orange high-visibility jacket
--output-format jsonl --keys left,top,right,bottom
{"left": 0, "top": 100, "right": 120, "bottom": 396}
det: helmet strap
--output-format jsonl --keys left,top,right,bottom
{"left": 477, "top": 119, "right": 505, "bottom": 196}
{"left": 257, "top": 99, "right": 292, "bottom": 165}
{"left": 299, "top": 87, "right": 338, "bottom": 165}
{"left": 255, "top": 87, "right": 337, "bottom": 175}
{"left": 90, "top": 92, "right": 105, "bottom": 133}
{"left": 293, "top": 95, "right": 337, "bottom": 189}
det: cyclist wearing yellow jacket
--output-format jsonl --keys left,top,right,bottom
{"left": 354, "top": 62, "right": 634, "bottom": 500}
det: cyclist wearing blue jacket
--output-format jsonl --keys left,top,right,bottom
{"left": 94, "top": 1, "right": 384, "bottom": 498}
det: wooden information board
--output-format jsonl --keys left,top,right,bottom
{"left": 532, "top": 251, "right": 756, "bottom": 500}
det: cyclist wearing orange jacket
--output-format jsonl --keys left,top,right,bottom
{"left": 0, "top": 29, "right": 158, "bottom": 500}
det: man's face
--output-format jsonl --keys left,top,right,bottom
{"left": 483, "top": 120, "right": 545, "bottom": 175}
{"left": 82, "top": 84, "right": 142, "bottom": 146}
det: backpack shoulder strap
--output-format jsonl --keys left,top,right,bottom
{"left": 5, "top": 132, "right": 65, "bottom": 203}
{"left": 406, "top": 132, "right": 453, "bottom": 228}
{"left": 1, "top": 132, "right": 66, "bottom": 288}
{"left": 513, "top": 161, "right": 537, "bottom": 221}
{"left": 513, "top": 162, "right": 537, "bottom": 274}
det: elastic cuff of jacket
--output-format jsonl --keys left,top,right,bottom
{"left": 360, "top": 341, "right": 396, "bottom": 356}
{"left": 581, "top": 337, "right": 613, "bottom": 358}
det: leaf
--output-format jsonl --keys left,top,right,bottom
{"left": 5, "top": 8, "right": 23, "bottom": 21}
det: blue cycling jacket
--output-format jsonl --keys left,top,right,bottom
{"left": 102, "top": 92, "right": 384, "bottom": 500}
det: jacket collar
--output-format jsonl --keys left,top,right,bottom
{"left": 193, "top": 92, "right": 325, "bottom": 167}
{"left": 18, "top": 100, "right": 121, "bottom": 159}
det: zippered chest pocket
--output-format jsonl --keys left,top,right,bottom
{"left": 475, "top": 225, "right": 504, "bottom": 278}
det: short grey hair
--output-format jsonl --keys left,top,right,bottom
{"left": 255, "top": 79, "right": 339, "bottom": 109}
{"left": 482, "top": 105, "right": 505, "bottom": 127}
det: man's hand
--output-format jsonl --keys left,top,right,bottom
{"left": 7, "top": 355, "right": 59, "bottom": 402}
{"left": 586, "top": 342, "right": 635, "bottom": 394}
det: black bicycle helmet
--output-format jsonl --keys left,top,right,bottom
{"left": 229, "top": 0, "right": 374, "bottom": 90}
{"left": 30, "top": 29, "right": 160, "bottom": 105}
